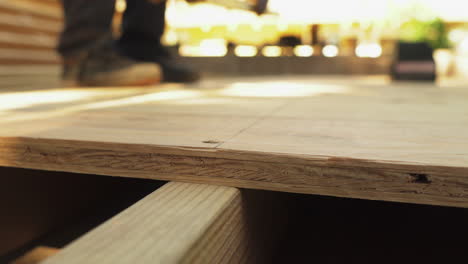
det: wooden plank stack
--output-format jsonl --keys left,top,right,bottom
{"left": 0, "top": 0, "right": 61, "bottom": 64}
{"left": 0, "top": 0, "right": 61, "bottom": 90}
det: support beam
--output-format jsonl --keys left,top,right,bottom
{"left": 42, "top": 182, "right": 283, "bottom": 264}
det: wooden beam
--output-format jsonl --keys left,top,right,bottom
{"left": 11, "top": 247, "right": 59, "bottom": 264}
{"left": 0, "top": 168, "right": 113, "bottom": 256}
{"left": 42, "top": 182, "right": 282, "bottom": 264}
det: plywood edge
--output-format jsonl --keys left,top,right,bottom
{"left": 41, "top": 182, "right": 255, "bottom": 264}
{"left": 2, "top": 136, "right": 466, "bottom": 174}
{"left": 1, "top": 137, "right": 468, "bottom": 208}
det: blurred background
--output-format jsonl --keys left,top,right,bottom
{"left": 137, "top": 0, "right": 468, "bottom": 78}
{"left": 1, "top": 0, "right": 468, "bottom": 87}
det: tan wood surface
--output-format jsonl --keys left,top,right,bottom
{"left": 0, "top": 31, "right": 56, "bottom": 50}
{"left": 0, "top": 12, "right": 61, "bottom": 35}
{"left": 0, "top": 0, "right": 61, "bottom": 68}
{"left": 0, "top": 48, "right": 59, "bottom": 64}
{"left": 0, "top": 66, "right": 59, "bottom": 76}
{"left": 1, "top": 76, "right": 468, "bottom": 207}
{"left": 11, "top": 246, "right": 58, "bottom": 264}
{"left": 0, "top": 0, "right": 62, "bottom": 20}
{"left": 0, "top": 66, "right": 60, "bottom": 89}
{"left": 42, "top": 182, "right": 272, "bottom": 264}
{"left": 0, "top": 167, "right": 136, "bottom": 256}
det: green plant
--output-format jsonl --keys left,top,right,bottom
{"left": 399, "top": 18, "right": 451, "bottom": 49}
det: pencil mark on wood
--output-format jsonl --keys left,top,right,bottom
{"left": 203, "top": 140, "right": 222, "bottom": 144}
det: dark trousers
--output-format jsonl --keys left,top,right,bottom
{"left": 58, "top": 0, "right": 166, "bottom": 60}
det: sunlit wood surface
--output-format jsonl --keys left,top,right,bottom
{"left": 1, "top": 76, "right": 468, "bottom": 207}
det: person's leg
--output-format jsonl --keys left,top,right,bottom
{"left": 58, "top": 0, "right": 116, "bottom": 58}
{"left": 58, "top": 0, "right": 161, "bottom": 86}
{"left": 118, "top": 0, "right": 200, "bottom": 83}
{"left": 118, "top": 0, "right": 168, "bottom": 61}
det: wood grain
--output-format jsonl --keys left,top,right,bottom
{"left": 0, "top": 66, "right": 60, "bottom": 89}
{"left": 0, "top": 0, "right": 61, "bottom": 71}
{"left": 1, "top": 77, "right": 468, "bottom": 207}
{"left": 42, "top": 182, "right": 273, "bottom": 264}
{"left": 0, "top": 31, "right": 56, "bottom": 50}
{"left": 0, "top": 48, "right": 59, "bottom": 64}
{"left": 0, "top": 65, "right": 59, "bottom": 76}
{"left": 0, "top": 0, "right": 62, "bottom": 20}
{"left": 11, "top": 246, "right": 58, "bottom": 264}
{"left": 0, "top": 12, "right": 61, "bottom": 35}
{"left": 0, "top": 167, "right": 141, "bottom": 256}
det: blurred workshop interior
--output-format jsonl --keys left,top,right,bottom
{"left": 0, "top": 0, "right": 468, "bottom": 87}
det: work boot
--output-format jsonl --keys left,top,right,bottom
{"left": 62, "top": 39, "right": 161, "bottom": 87}
{"left": 118, "top": 42, "right": 200, "bottom": 83}
{"left": 157, "top": 57, "right": 201, "bottom": 83}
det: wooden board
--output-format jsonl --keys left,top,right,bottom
{"left": 0, "top": 12, "right": 61, "bottom": 35}
{"left": 11, "top": 246, "right": 58, "bottom": 264}
{"left": 0, "top": 0, "right": 62, "bottom": 21}
{"left": 0, "top": 31, "right": 56, "bottom": 50}
{"left": 1, "top": 76, "right": 468, "bottom": 207}
{"left": 0, "top": 0, "right": 61, "bottom": 69}
{"left": 0, "top": 65, "right": 59, "bottom": 76}
{"left": 42, "top": 182, "right": 279, "bottom": 264}
{"left": 0, "top": 48, "right": 59, "bottom": 64}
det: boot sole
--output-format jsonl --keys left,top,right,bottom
{"left": 62, "top": 76, "right": 161, "bottom": 88}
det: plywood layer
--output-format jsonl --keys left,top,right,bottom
{"left": 1, "top": 76, "right": 468, "bottom": 207}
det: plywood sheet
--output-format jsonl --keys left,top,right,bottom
{"left": 1, "top": 76, "right": 468, "bottom": 207}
